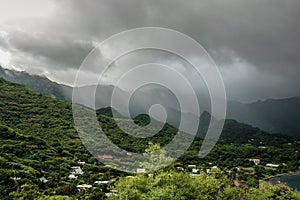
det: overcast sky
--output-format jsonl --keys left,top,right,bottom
{"left": 0, "top": 0, "right": 299, "bottom": 102}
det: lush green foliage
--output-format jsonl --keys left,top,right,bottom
{"left": 0, "top": 78, "right": 117, "bottom": 199}
{"left": 110, "top": 170, "right": 300, "bottom": 200}
{"left": 0, "top": 78, "right": 299, "bottom": 199}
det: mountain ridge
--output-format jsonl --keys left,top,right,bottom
{"left": 1, "top": 66, "right": 300, "bottom": 137}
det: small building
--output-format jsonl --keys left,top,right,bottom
{"left": 39, "top": 177, "right": 48, "bottom": 183}
{"left": 192, "top": 169, "right": 199, "bottom": 173}
{"left": 266, "top": 163, "right": 279, "bottom": 168}
{"left": 77, "top": 184, "right": 92, "bottom": 190}
{"left": 94, "top": 181, "right": 109, "bottom": 184}
{"left": 176, "top": 167, "right": 184, "bottom": 171}
{"left": 77, "top": 160, "right": 86, "bottom": 165}
{"left": 136, "top": 168, "right": 146, "bottom": 173}
{"left": 71, "top": 166, "right": 84, "bottom": 175}
{"left": 249, "top": 158, "right": 260, "bottom": 165}
{"left": 68, "top": 174, "right": 78, "bottom": 179}
{"left": 188, "top": 165, "right": 196, "bottom": 168}
{"left": 11, "top": 177, "right": 21, "bottom": 181}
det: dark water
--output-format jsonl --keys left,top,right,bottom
{"left": 269, "top": 174, "right": 300, "bottom": 191}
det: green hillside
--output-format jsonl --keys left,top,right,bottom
{"left": 0, "top": 78, "right": 182, "bottom": 198}
{"left": 0, "top": 78, "right": 300, "bottom": 199}
{"left": 0, "top": 78, "right": 98, "bottom": 198}
{"left": 0, "top": 66, "right": 72, "bottom": 102}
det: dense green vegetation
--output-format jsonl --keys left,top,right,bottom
{"left": 108, "top": 143, "right": 300, "bottom": 199}
{"left": 0, "top": 78, "right": 299, "bottom": 199}
{"left": 0, "top": 78, "right": 116, "bottom": 199}
{"left": 111, "top": 170, "right": 300, "bottom": 200}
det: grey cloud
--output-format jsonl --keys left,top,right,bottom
{"left": 5, "top": 30, "right": 94, "bottom": 70}
{"left": 48, "top": 0, "right": 300, "bottom": 73}
{"left": 0, "top": 34, "right": 9, "bottom": 50}
{"left": 0, "top": 0, "right": 300, "bottom": 101}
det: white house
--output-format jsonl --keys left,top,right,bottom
{"left": 77, "top": 160, "right": 86, "bottom": 165}
{"left": 77, "top": 184, "right": 92, "bottom": 190}
{"left": 39, "top": 177, "right": 48, "bottom": 183}
{"left": 136, "top": 168, "right": 146, "bottom": 173}
{"left": 249, "top": 158, "right": 260, "bottom": 165}
{"left": 68, "top": 174, "right": 78, "bottom": 179}
{"left": 71, "top": 166, "right": 84, "bottom": 175}
{"left": 266, "top": 163, "right": 279, "bottom": 168}
{"left": 176, "top": 167, "right": 184, "bottom": 171}
{"left": 94, "top": 181, "right": 109, "bottom": 184}
{"left": 11, "top": 177, "right": 21, "bottom": 180}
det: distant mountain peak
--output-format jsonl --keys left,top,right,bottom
{"left": 96, "top": 107, "right": 123, "bottom": 118}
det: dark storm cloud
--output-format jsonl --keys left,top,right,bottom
{"left": 203, "top": 0, "right": 300, "bottom": 73}
{"left": 48, "top": 0, "right": 300, "bottom": 70}
{"left": 4, "top": 30, "right": 95, "bottom": 70}
{"left": 0, "top": 0, "right": 299, "bottom": 100}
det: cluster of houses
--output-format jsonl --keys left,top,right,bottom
{"left": 10, "top": 153, "right": 295, "bottom": 197}
{"left": 174, "top": 164, "right": 220, "bottom": 176}
{"left": 248, "top": 158, "right": 282, "bottom": 168}
{"left": 66, "top": 160, "right": 118, "bottom": 197}
{"left": 68, "top": 165, "right": 84, "bottom": 180}
{"left": 68, "top": 156, "right": 291, "bottom": 196}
